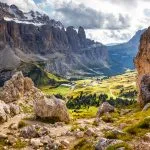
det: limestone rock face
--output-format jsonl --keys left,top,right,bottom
{"left": 97, "top": 102, "right": 114, "bottom": 117}
{"left": 135, "top": 27, "right": 150, "bottom": 106}
{"left": 33, "top": 96, "right": 70, "bottom": 123}
{"left": 0, "top": 2, "right": 108, "bottom": 84}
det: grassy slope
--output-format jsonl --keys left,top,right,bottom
{"left": 41, "top": 71, "right": 137, "bottom": 98}
{"left": 70, "top": 71, "right": 136, "bottom": 99}
{"left": 18, "top": 61, "right": 67, "bottom": 87}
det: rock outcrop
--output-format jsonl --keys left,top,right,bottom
{"left": 95, "top": 138, "right": 124, "bottom": 150}
{"left": 33, "top": 95, "right": 70, "bottom": 123}
{"left": 97, "top": 102, "right": 114, "bottom": 117}
{"left": 0, "top": 71, "right": 35, "bottom": 103}
{"left": 0, "top": 100, "right": 20, "bottom": 123}
{"left": 0, "top": 71, "right": 70, "bottom": 123}
{"left": 0, "top": 100, "right": 10, "bottom": 122}
{"left": 135, "top": 27, "right": 150, "bottom": 106}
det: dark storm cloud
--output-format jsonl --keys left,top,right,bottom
{"left": 56, "top": 2, "right": 130, "bottom": 29}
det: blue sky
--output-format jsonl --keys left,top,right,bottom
{"left": 1, "top": 0, "right": 150, "bottom": 44}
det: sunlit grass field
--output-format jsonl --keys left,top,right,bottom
{"left": 41, "top": 71, "right": 137, "bottom": 99}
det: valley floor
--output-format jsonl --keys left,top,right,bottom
{"left": 0, "top": 71, "right": 149, "bottom": 150}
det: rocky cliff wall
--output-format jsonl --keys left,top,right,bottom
{"left": 135, "top": 27, "right": 150, "bottom": 106}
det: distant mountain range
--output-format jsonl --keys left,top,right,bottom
{"left": 0, "top": 2, "right": 146, "bottom": 85}
{"left": 107, "top": 29, "right": 146, "bottom": 76}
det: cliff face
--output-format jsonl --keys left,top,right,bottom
{"left": 135, "top": 27, "right": 150, "bottom": 106}
{"left": 0, "top": 2, "right": 108, "bottom": 84}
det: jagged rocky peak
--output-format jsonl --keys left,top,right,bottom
{"left": 0, "top": 1, "right": 108, "bottom": 83}
{"left": 135, "top": 27, "right": 150, "bottom": 107}
{"left": 78, "top": 26, "right": 86, "bottom": 47}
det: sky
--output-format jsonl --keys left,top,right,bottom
{"left": 1, "top": 0, "right": 150, "bottom": 44}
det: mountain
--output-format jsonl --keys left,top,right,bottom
{"left": 0, "top": 2, "right": 108, "bottom": 85}
{"left": 107, "top": 29, "right": 146, "bottom": 75}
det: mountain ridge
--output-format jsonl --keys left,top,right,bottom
{"left": 0, "top": 2, "right": 108, "bottom": 85}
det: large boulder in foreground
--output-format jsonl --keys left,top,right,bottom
{"left": 97, "top": 102, "right": 114, "bottom": 117}
{"left": 33, "top": 95, "right": 70, "bottom": 123}
{"left": 135, "top": 27, "right": 150, "bottom": 106}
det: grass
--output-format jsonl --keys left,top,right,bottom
{"left": 40, "top": 85, "right": 71, "bottom": 96}
{"left": 68, "top": 71, "right": 137, "bottom": 99}
{"left": 40, "top": 71, "right": 137, "bottom": 100}
{"left": 19, "top": 103, "right": 34, "bottom": 114}
{"left": 18, "top": 61, "right": 67, "bottom": 86}
{"left": 72, "top": 138, "right": 94, "bottom": 150}
{"left": 124, "top": 116, "right": 150, "bottom": 137}
{"left": 18, "top": 120, "right": 28, "bottom": 128}
{"left": 13, "top": 139, "right": 27, "bottom": 149}
{"left": 69, "top": 107, "right": 98, "bottom": 120}
{"left": 106, "top": 142, "right": 132, "bottom": 150}
{"left": 0, "top": 139, "right": 8, "bottom": 150}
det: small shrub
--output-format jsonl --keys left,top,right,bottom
{"left": 101, "top": 115, "right": 114, "bottom": 123}
{"left": 104, "top": 131, "right": 132, "bottom": 141}
{"left": 18, "top": 120, "right": 28, "bottom": 128}
{"left": 125, "top": 126, "right": 138, "bottom": 135}
{"left": 137, "top": 117, "right": 150, "bottom": 129}
{"left": 92, "top": 120, "right": 99, "bottom": 126}
{"left": 105, "top": 131, "right": 118, "bottom": 139}
{"left": 106, "top": 142, "right": 132, "bottom": 150}
{"left": 20, "top": 104, "right": 33, "bottom": 114}
{"left": 72, "top": 138, "right": 94, "bottom": 150}
{"left": 13, "top": 139, "right": 27, "bottom": 149}
{"left": 70, "top": 125, "right": 80, "bottom": 132}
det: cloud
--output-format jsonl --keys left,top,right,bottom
{"left": 1, "top": 0, "right": 150, "bottom": 44}
{"left": 54, "top": 1, "right": 130, "bottom": 29}
{"left": 0, "top": 0, "right": 41, "bottom": 12}
{"left": 144, "top": 9, "right": 150, "bottom": 17}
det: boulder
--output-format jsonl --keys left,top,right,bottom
{"left": 30, "top": 138, "right": 43, "bottom": 148}
{"left": 143, "top": 103, "right": 150, "bottom": 111}
{"left": 85, "top": 128, "right": 95, "bottom": 136}
{"left": 95, "top": 138, "right": 123, "bottom": 150}
{"left": 140, "top": 75, "right": 150, "bottom": 106}
{"left": 143, "top": 133, "right": 150, "bottom": 142}
{"left": 9, "top": 104, "right": 20, "bottom": 116}
{"left": 33, "top": 96, "right": 70, "bottom": 123}
{"left": 0, "top": 100, "right": 10, "bottom": 123}
{"left": 20, "top": 124, "right": 50, "bottom": 139}
{"left": 97, "top": 102, "right": 114, "bottom": 117}
{"left": 20, "top": 125, "right": 39, "bottom": 138}
{"left": 60, "top": 139, "right": 70, "bottom": 147}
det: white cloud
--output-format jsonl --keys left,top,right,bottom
{"left": 1, "top": 0, "right": 150, "bottom": 44}
{"left": 0, "top": 0, "right": 40, "bottom": 12}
